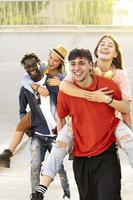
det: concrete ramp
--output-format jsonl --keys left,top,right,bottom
{"left": 0, "top": 31, "right": 133, "bottom": 199}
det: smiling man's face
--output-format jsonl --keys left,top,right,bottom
{"left": 24, "top": 58, "right": 40, "bottom": 81}
{"left": 69, "top": 57, "right": 92, "bottom": 85}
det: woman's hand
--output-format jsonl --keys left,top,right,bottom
{"left": 47, "top": 76, "right": 61, "bottom": 86}
{"left": 85, "top": 87, "right": 114, "bottom": 103}
{"left": 38, "top": 86, "right": 49, "bottom": 96}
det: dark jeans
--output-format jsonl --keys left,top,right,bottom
{"left": 73, "top": 143, "right": 122, "bottom": 200}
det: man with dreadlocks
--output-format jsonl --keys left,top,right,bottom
{"left": 0, "top": 48, "right": 71, "bottom": 200}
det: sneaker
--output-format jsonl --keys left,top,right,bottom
{"left": 63, "top": 190, "right": 71, "bottom": 199}
{"left": 0, "top": 149, "right": 13, "bottom": 168}
{"left": 63, "top": 196, "right": 71, "bottom": 200}
{"left": 30, "top": 191, "right": 44, "bottom": 200}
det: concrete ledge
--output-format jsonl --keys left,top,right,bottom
{"left": 0, "top": 25, "right": 133, "bottom": 32}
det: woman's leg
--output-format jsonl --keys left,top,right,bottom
{"left": 9, "top": 111, "right": 32, "bottom": 153}
{"left": 41, "top": 124, "right": 73, "bottom": 180}
{"left": 0, "top": 112, "right": 32, "bottom": 168}
{"left": 115, "top": 120, "right": 133, "bottom": 167}
{"left": 7, "top": 131, "right": 25, "bottom": 153}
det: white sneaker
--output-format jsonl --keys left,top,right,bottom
{"left": 63, "top": 197, "right": 70, "bottom": 200}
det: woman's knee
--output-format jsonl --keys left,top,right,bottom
{"left": 55, "top": 140, "right": 67, "bottom": 149}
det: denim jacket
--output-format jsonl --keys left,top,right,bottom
{"left": 19, "top": 87, "right": 51, "bottom": 136}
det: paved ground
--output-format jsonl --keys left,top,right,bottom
{"left": 0, "top": 133, "right": 78, "bottom": 200}
{"left": 0, "top": 134, "right": 133, "bottom": 200}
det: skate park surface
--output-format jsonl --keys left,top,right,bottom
{"left": 0, "top": 30, "right": 133, "bottom": 200}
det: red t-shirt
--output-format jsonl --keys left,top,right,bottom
{"left": 57, "top": 75, "right": 121, "bottom": 157}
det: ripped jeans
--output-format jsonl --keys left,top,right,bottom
{"left": 115, "top": 120, "right": 133, "bottom": 167}
{"left": 41, "top": 120, "right": 133, "bottom": 182}
{"left": 30, "top": 135, "right": 70, "bottom": 198}
{"left": 41, "top": 124, "right": 73, "bottom": 179}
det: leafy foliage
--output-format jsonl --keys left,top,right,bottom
{"left": 0, "top": 0, "right": 113, "bottom": 25}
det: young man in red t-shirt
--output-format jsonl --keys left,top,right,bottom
{"left": 57, "top": 48, "right": 122, "bottom": 200}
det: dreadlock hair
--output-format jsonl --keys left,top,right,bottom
{"left": 21, "top": 53, "right": 41, "bottom": 66}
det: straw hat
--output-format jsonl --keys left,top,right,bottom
{"left": 49, "top": 45, "right": 68, "bottom": 62}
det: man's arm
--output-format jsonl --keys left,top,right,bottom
{"left": 19, "top": 87, "right": 28, "bottom": 119}
{"left": 57, "top": 114, "right": 66, "bottom": 133}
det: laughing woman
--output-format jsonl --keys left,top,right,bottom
{"left": 60, "top": 34, "right": 132, "bottom": 163}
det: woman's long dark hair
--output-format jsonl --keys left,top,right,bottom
{"left": 94, "top": 34, "right": 123, "bottom": 69}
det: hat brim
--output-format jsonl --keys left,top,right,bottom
{"left": 49, "top": 48, "right": 65, "bottom": 62}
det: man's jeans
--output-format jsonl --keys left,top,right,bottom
{"left": 30, "top": 135, "right": 70, "bottom": 197}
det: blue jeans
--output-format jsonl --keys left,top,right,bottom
{"left": 41, "top": 124, "right": 73, "bottom": 179}
{"left": 30, "top": 135, "right": 70, "bottom": 197}
{"left": 115, "top": 120, "right": 133, "bottom": 167}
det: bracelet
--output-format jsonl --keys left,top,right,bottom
{"left": 108, "top": 97, "right": 113, "bottom": 104}
{"left": 36, "top": 85, "right": 40, "bottom": 92}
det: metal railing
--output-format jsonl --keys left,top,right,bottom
{"left": 0, "top": 0, "right": 133, "bottom": 25}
